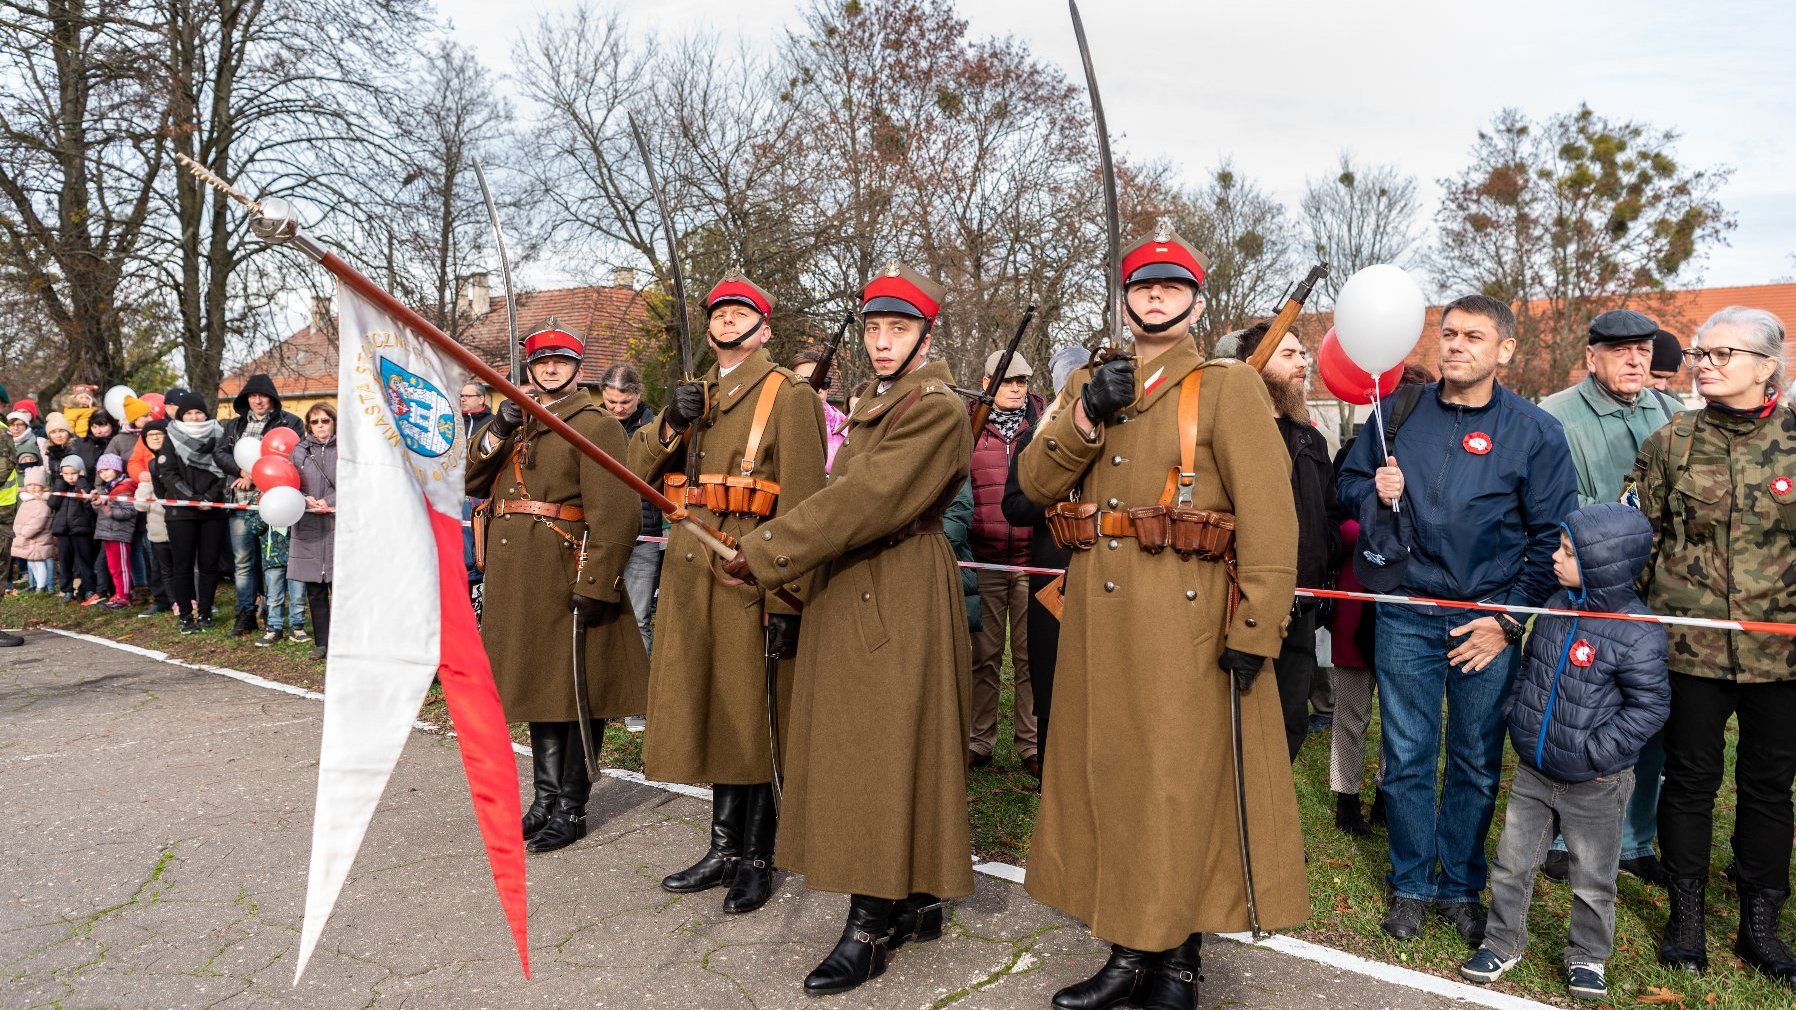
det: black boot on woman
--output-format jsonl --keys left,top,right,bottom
{"left": 1334, "top": 791, "right": 1372, "bottom": 837}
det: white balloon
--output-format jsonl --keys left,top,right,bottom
{"left": 232, "top": 435, "right": 263, "bottom": 473}
{"left": 1333, "top": 264, "right": 1427, "bottom": 375}
{"left": 103, "top": 384, "right": 135, "bottom": 423}
{"left": 258, "top": 485, "right": 306, "bottom": 529}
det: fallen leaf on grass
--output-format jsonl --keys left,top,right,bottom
{"left": 1325, "top": 858, "right": 1353, "bottom": 869}
{"left": 1333, "top": 894, "right": 1351, "bottom": 915}
{"left": 1637, "top": 986, "right": 1684, "bottom": 1005}
{"left": 1704, "top": 993, "right": 1717, "bottom": 1005}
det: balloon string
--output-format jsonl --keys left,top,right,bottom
{"left": 1369, "top": 384, "right": 1400, "bottom": 514}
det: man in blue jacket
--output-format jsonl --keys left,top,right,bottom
{"left": 1337, "top": 294, "right": 1578, "bottom": 946}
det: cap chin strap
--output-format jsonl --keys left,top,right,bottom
{"left": 1124, "top": 289, "right": 1197, "bottom": 335}
{"left": 531, "top": 359, "right": 581, "bottom": 397}
{"left": 873, "top": 319, "right": 933, "bottom": 383}
{"left": 709, "top": 313, "right": 764, "bottom": 351}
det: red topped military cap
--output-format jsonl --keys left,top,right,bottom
{"left": 706, "top": 271, "right": 773, "bottom": 317}
{"left": 523, "top": 318, "right": 584, "bottom": 362}
{"left": 1121, "top": 223, "right": 1211, "bottom": 288}
{"left": 862, "top": 261, "right": 945, "bottom": 323}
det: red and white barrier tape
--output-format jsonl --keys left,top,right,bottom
{"left": 38, "top": 489, "right": 334, "bottom": 513}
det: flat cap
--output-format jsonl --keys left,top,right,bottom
{"left": 1588, "top": 309, "right": 1658, "bottom": 345}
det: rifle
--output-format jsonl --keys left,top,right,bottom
{"left": 969, "top": 304, "right": 1037, "bottom": 433}
{"left": 177, "top": 152, "right": 805, "bottom": 613}
{"left": 1069, "top": 0, "right": 1125, "bottom": 366}
{"left": 1243, "top": 263, "right": 1330, "bottom": 372}
{"left": 472, "top": 161, "right": 521, "bottom": 386}
{"left": 807, "top": 310, "right": 857, "bottom": 395}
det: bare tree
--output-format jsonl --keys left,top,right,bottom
{"left": 1168, "top": 161, "right": 1299, "bottom": 349}
{"left": 1301, "top": 153, "right": 1419, "bottom": 305}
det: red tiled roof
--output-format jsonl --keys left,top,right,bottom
{"left": 219, "top": 284, "right": 655, "bottom": 402}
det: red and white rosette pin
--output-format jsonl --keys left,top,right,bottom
{"left": 1569, "top": 639, "right": 1596, "bottom": 667}
{"left": 1463, "top": 432, "right": 1493, "bottom": 455}
{"left": 1772, "top": 475, "right": 1795, "bottom": 502}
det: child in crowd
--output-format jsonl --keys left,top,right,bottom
{"left": 13, "top": 466, "right": 55, "bottom": 592}
{"left": 1460, "top": 502, "right": 1670, "bottom": 1002}
{"left": 133, "top": 420, "right": 176, "bottom": 617}
{"left": 246, "top": 490, "right": 308, "bottom": 647}
{"left": 90, "top": 453, "right": 137, "bottom": 609}
{"left": 51, "top": 456, "right": 97, "bottom": 603}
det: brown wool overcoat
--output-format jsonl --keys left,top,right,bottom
{"left": 628, "top": 349, "right": 828, "bottom": 785}
{"left": 1017, "top": 338, "right": 1308, "bottom": 950}
{"left": 738, "top": 359, "right": 975, "bottom": 900}
{"left": 466, "top": 390, "right": 648, "bottom": 723}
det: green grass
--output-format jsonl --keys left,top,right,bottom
{"left": 14, "top": 591, "right": 1795, "bottom": 1007}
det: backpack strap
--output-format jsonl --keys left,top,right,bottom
{"left": 1382, "top": 383, "right": 1425, "bottom": 447}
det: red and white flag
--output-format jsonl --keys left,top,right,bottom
{"left": 294, "top": 283, "right": 528, "bottom": 982}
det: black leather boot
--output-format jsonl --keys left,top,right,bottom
{"left": 521, "top": 723, "right": 560, "bottom": 841}
{"left": 1659, "top": 877, "right": 1708, "bottom": 972}
{"left": 889, "top": 893, "right": 947, "bottom": 950}
{"left": 1136, "top": 933, "right": 1201, "bottom": 1010}
{"left": 1735, "top": 883, "right": 1796, "bottom": 985}
{"left": 528, "top": 722, "right": 592, "bottom": 853}
{"left": 663, "top": 783, "right": 746, "bottom": 892}
{"left": 722, "top": 783, "right": 777, "bottom": 913}
{"left": 1051, "top": 944, "right": 1154, "bottom": 1010}
{"left": 803, "top": 895, "right": 895, "bottom": 995}
{"left": 1335, "top": 791, "right": 1372, "bottom": 837}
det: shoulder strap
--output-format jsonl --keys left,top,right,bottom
{"left": 738, "top": 374, "right": 786, "bottom": 477}
{"left": 1383, "top": 383, "right": 1425, "bottom": 445}
{"left": 1174, "top": 369, "right": 1203, "bottom": 505}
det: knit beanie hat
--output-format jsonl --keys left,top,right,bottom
{"left": 58, "top": 454, "right": 86, "bottom": 474}
{"left": 122, "top": 395, "right": 153, "bottom": 426}
{"left": 45, "top": 412, "right": 73, "bottom": 436}
{"left": 97, "top": 453, "right": 125, "bottom": 473}
{"left": 171, "top": 391, "right": 211, "bottom": 419}
{"left": 22, "top": 466, "right": 46, "bottom": 488}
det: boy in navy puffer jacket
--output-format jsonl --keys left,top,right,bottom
{"left": 1460, "top": 502, "right": 1669, "bottom": 1002}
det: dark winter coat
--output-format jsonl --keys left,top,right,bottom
{"left": 617, "top": 399, "right": 663, "bottom": 539}
{"left": 91, "top": 477, "right": 138, "bottom": 542}
{"left": 1506, "top": 503, "right": 1670, "bottom": 783}
{"left": 50, "top": 470, "right": 94, "bottom": 537}
{"left": 943, "top": 476, "right": 980, "bottom": 632}
{"left": 289, "top": 433, "right": 337, "bottom": 583}
{"left": 967, "top": 394, "right": 1043, "bottom": 565}
{"left": 46, "top": 436, "right": 98, "bottom": 476}
{"left": 150, "top": 430, "right": 230, "bottom": 523}
{"left": 220, "top": 374, "right": 303, "bottom": 488}
{"left": 1280, "top": 415, "right": 1344, "bottom": 593}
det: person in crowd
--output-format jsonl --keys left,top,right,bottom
{"left": 459, "top": 383, "right": 491, "bottom": 612}
{"left": 601, "top": 362, "right": 663, "bottom": 653}
{"left": 0, "top": 416, "right": 18, "bottom": 592}
{"left": 218, "top": 374, "right": 302, "bottom": 637}
{"left": 290, "top": 402, "right": 338, "bottom": 661}
{"left": 944, "top": 476, "right": 982, "bottom": 637}
{"left": 1647, "top": 327, "right": 1686, "bottom": 393}
{"left": 14, "top": 466, "right": 55, "bottom": 593}
{"left": 51, "top": 454, "right": 98, "bottom": 603}
{"left": 1536, "top": 309, "right": 1682, "bottom": 884}
{"left": 245, "top": 488, "right": 307, "bottom": 647}
{"left": 459, "top": 381, "right": 493, "bottom": 440}
{"left": 132, "top": 420, "right": 175, "bottom": 617}
{"left": 1631, "top": 307, "right": 1796, "bottom": 985}
{"left": 1337, "top": 294, "right": 1577, "bottom": 946}
{"left": 1231, "top": 321, "right": 1344, "bottom": 761}
{"left": 89, "top": 452, "right": 137, "bottom": 609}
{"left": 1328, "top": 363, "right": 1434, "bottom": 835}
{"left": 1019, "top": 226, "right": 1305, "bottom": 1010}
{"left": 789, "top": 345, "right": 849, "bottom": 471}
{"left": 45, "top": 411, "right": 97, "bottom": 474}
{"left": 8, "top": 410, "right": 37, "bottom": 458}
{"left": 1000, "top": 344, "right": 1088, "bottom": 769}
{"left": 1458, "top": 504, "right": 1669, "bottom": 1003}
{"left": 968, "top": 350, "right": 1043, "bottom": 776}
{"left": 156, "top": 392, "right": 232, "bottom": 633}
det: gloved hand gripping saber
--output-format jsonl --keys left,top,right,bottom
{"left": 174, "top": 152, "right": 804, "bottom": 613}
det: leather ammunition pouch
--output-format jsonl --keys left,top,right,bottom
{"left": 1045, "top": 500, "right": 1099, "bottom": 551}
{"left": 662, "top": 375, "right": 785, "bottom": 519}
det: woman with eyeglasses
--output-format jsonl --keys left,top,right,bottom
{"left": 289, "top": 402, "right": 338, "bottom": 661}
{"left": 1628, "top": 306, "right": 1796, "bottom": 985}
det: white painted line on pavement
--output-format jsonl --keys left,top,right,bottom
{"left": 51, "top": 626, "right": 1555, "bottom": 1010}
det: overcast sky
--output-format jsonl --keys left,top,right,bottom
{"left": 434, "top": 0, "right": 1796, "bottom": 291}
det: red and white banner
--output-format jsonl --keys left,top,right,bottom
{"left": 294, "top": 284, "right": 528, "bottom": 982}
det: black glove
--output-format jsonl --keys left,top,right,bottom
{"left": 1079, "top": 356, "right": 1137, "bottom": 426}
{"left": 489, "top": 399, "right": 524, "bottom": 439}
{"left": 665, "top": 381, "right": 708, "bottom": 431}
{"left": 765, "top": 614, "right": 801, "bottom": 659}
{"left": 1217, "top": 648, "right": 1268, "bottom": 694}
{"left": 569, "top": 594, "right": 613, "bottom": 626}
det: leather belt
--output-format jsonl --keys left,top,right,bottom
{"left": 883, "top": 515, "right": 944, "bottom": 547}
{"left": 494, "top": 499, "right": 585, "bottom": 522}
{"left": 1097, "top": 510, "right": 1138, "bottom": 538}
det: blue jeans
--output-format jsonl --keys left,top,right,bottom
{"left": 1376, "top": 603, "right": 1521, "bottom": 904}
{"left": 261, "top": 567, "right": 306, "bottom": 631}
{"left": 229, "top": 512, "right": 260, "bottom": 615}
{"left": 623, "top": 539, "right": 662, "bottom": 652}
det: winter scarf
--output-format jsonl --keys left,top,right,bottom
{"left": 989, "top": 405, "right": 1028, "bottom": 442}
{"left": 169, "top": 418, "right": 226, "bottom": 477}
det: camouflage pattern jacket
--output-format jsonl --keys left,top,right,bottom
{"left": 1630, "top": 402, "right": 1796, "bottom": 683}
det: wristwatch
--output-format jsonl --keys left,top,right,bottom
{"left": 1496, "top": 613, "right": 1526, "bottom": 642}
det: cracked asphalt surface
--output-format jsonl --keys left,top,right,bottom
{"left": 2, "top": 631, "right": 1483, "bottom": 1009}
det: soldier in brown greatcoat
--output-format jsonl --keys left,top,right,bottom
{"left": 1018, "top": 227, "right": 1307, "bottom": 1010}
{"left": 466, "top": 323, "right": 648, "bottom": 854}
{"left": 722, "top": 263, "right": 973, "bottom": 996}
{"left": 627, "top": 272, "right": 828, "bottom": 914}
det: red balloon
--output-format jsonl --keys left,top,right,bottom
{"left": 250, "top": 455, "right": 300, "bottom": 492}
{"left": 260, "top": 426, "right": 300, "bottom": 458}
{"left": 1318, "top": 328, "right": 1402, "bottom": 405}
{"left": 140, "top": 392, "right": 165, "bottom": 420}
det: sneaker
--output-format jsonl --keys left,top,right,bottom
{"left": 1437, "top": 900, "right": 1490, "bottom": 947}
{"left": 1542, "top": 848, "right": 1570, "bottom": 881}
{"left": 1460, "top": 947, "right": 1521, "bottom": 984}
{"left": 197, "top": 614, "right": 216, "bottom": 630}
{"left": 1566, "top": 962, "right": 1607, "bottom": 1000}
{"left": 80, "top": 593, "right": 103, "bottom": 606}
{"left": 288, "top": 628, "right": 311, "bottom": 643}
{"left": 179, "top": 617, "right": 199, "bottom": 635}
{"left": 254, "top": 629, "right": 284, "bottom": 648}
{"left": 1380, "top": 897, "right": 1430, "bottom": 940}
{"left": 1620, "top": 854, "right": 1670, "bottom": 887}
{"left": 1307, "top": 713, "right": 1334, "bottom": 734}
{"left": 102, "top": 597, "right": 129, "bottom": 610}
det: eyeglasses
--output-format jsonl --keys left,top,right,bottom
{"left": 1682, "top": 346, "right": 1771, "bottom": 367}
{"left": 308, "top": 418, "right": 333, "bottom": 426}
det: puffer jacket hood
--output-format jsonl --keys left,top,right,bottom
{"left": 232, "top": 373, "right": 282, "bottom": 417}
{"left": 1506, "top": 502, "right": 1669, "bottom": 782}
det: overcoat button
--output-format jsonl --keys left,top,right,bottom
{"left": 503, "top": 513, "right": 511, "bottom": 521}
{"left": 586, "top": 576, "right": 596, "bottom": 584}
{"left": 776, "top": 556, "right": 790, "bottom": 567}
{"left": 1106, "top": 497, "right": 1118, "bottom": 508}
{"left": 862, "top": 592, "right": 871, "bottom": 601}
{"left": 1104, "top": 581, "right": 1116, "bottom": 593}
{"left": 698, "top": 451, "right": 706, "bottom": 459}
{"left": 499, "top": 538, "right": 507, "bottom": 545}
{"left": 1245, "top": 617, "right": 1258, "bottom": 628}
{"left": 762, "top": 530, "right": 773, "bottom": 540}
{"left": 1186, "top": 590, "right": 1197, "bottom": 601}
{"left": 1045, "top": 438, "right": 1058, "bottom": 450}
{"left": 1111, "top": 455, "right": 1123, "bottom": 465}
{"left": 1107, "top": 539, "right": 1119, "bottom": 550}
{"left": 684, "top": 553, "right": 694, "bottom": 562}
{"left": 509, "top": 486, "right": 517, "bottom": 493}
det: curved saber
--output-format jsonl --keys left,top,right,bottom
{"left": 625, "top": 113, "right": 694, "bottom": 379}
{"left": 1069, "top": 0, "right": 1123, "bottom": 355}
{"left": 473, "top": 161, "right": 521, "bottom": 386}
